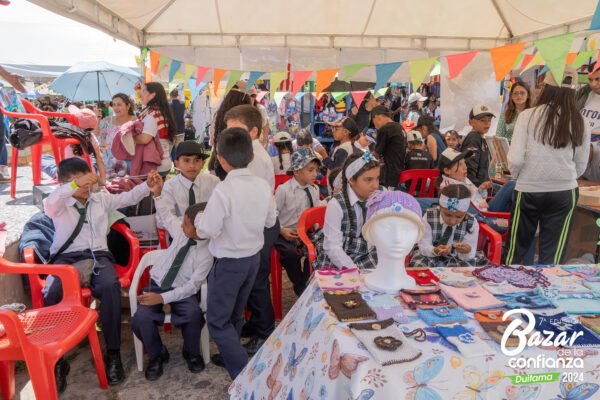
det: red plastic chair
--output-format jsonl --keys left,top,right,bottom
{"left": 398, "top": 169, "right": 440, "bottom": 198}
{"left": 0, "top": 258, "right": 108, "bottom": 400}
{"left": 22, "top": 222, "right": 140, "bottom": 308}
{"left": 477, "top": 208, "right": 510, "bottom": 242}
{"left": 477, "top": 222, "right": 503, "bottom": 265}
{"left": 157, "top": 228, "right": 169, "bottom": 250}
{"left": 1, "top": 103, "right": 92, "bottom": 198}
{"left": 274, "top": 174, "right": 292, "bottom": 191}
{"left": 21, "top": 99, "right": 80, "bottom": 126}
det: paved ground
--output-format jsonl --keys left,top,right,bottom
{"left": 1, "top": 166, "right": 298, "bottom": 399}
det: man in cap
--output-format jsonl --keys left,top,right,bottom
{"left": 461, "top": 105, "right": 495, "bottom": 190}
{"left": 371, "top": 105, "right": 406, "bottom": 188}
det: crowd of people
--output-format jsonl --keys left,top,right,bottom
{"left": 0, "top": 61, "right": 596, "bottom": 391}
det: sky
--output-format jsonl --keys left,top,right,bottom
{"left": 0, "top": 0, "right": 139, "bottom": 67}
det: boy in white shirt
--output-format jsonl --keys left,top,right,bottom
{"left": 224, "top": 104, "right": 280, "bottom": 355}
{"left": 274, "top": 148, "right": 321, "bottom": 296}
{"left": 195, "top": 127, "right": 277, "bottom": 379}
{"left": 43, "top": 158, "right": 154, "bottom": 387}
{"left": 158, "top": 140, "right": 219, "bottom": 237}
{"left": 132, "top": 173, "right": 212, "bottom": 381}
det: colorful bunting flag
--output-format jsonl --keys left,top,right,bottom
{"left": 566, "top": 52, "right": 577, "bottom": 65}
{"left": 316, "top": 68, "right": 339, "bottom": 95}
{"left": 273, "top": 92, "right": 287, "bottom": 107}
{"left": 141, "top": 47, "right": 149, "bottom": 64}
{"left": 331, "top": 92, "right": 348, "bottom": 102}
{"left": 213, "top": 68, "right": 226, "bottom": 96}
{"left": 269, "top": 71, "right": 287, "bottom": 93}
{"left": 430, "top": 60, "right": 441, "bottom": 76}
{"left": 226, "top": 70, "right": 243, "bottom": 93}
{"left": 593, "top": 50, "right": 600, "bottom": 74}
{"left": 144, "top": 66, "right": 151, "bottom": 83}
{"left": 168, "top": 60, "right": 182, "bottom": 82}
{"left": 534, "top": 33, "right": 574, "bottom": 84}
{"left": 374, "top": 62, "right": 402, "bottom": 91}
{"left": 351, "top": 90, "right": 369, "bottom": 107}
{"left": 591, "top": 0, "right": 600, "bottom": 30}
{"left": 158, "top": 55, "right": 170, "bottom": 76}
{"left": 511, "top": 54, "right": 524, "bottom": 70}
{"left": 409, "top": 57, "right": 437, "bottom": 90}
{"left": 519, "top": 54, "right": 535, "bottom": 70}
{"left": 149, "top": 51, "right": 160, "bottom": 75}
{"left": 196, "top": 66, "right": 210, "bottom": 86}
{"left": 188, "top": 77, "right": 206, "bottom": 102}
{"left": 445, "top": 50, "right": 479, "bottom": 80}
{"left": 572, "top": 50, "right": 596, "bottom": 69}
{"left": 291, "top": 71, "right": 312, "bottom": 97}
{"left": 489, "top": 42, "right": 526, "bottom": 81}
{"left": 341, "top": 64, "right": 368, "bottom": 82}
{"left": 521, "top": 53, "right": 545, "bottom": 73}
{"left": 246, "top": 71, "right": 265, "bottom": 93}
{"left": 183, "top": 64, "right": 196, "bottom": 80}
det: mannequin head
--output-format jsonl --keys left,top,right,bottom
{"left": 369, "top": 215, "right": 420, "bottom": 258}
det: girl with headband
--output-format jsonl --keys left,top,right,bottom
{"left": 313, "top": 151, "right": 380, "bottom": 270}
{"left": 410, "top": 183, "right": 489, "bottom": 268}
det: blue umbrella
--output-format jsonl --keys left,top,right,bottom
{"left": 49, "top": 61, "right": 141, "bottom": 101}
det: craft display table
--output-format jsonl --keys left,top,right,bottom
{"left": 230, "top": 265, "right": 600, "bottom": 400}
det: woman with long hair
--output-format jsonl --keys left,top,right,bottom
{"left": 97, "top": 93, "right": 136, "bottom": 177}
{"left": 208, "top": 88, "right": 251, "bottom": 179}
{"left": 505, "top": 67, "right": 590, "bottom": 265}
{"left": 136, "top": 82, "right": 177, "bottom": 175}
{"left": 496, "top": 81, "right": 532, "bottom": 142}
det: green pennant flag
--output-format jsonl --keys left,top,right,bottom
{"left": 341, "top": 63, "right": 368, "bottom": 82}
{"left": 572, "top": 50, "right": 596, "bottom": 69}
{"left": 158, "top": 55, "right": 170, "bottom": 75}
{"left": 270, "top": 71, "right": 287, "bottom": 93}
{"left": 225, "top": 70, "right": 243, "bottom": 93}
{"left": 534, "top": 33, "right": 574, "bottom": 83}
{"left": 409, "top": 57, "right": 437, "bottom": 91}
{"left": 331, "top": 92, "right": 348, "bottom": 102}
{"left": 141, "top": 47, "right": 149, "bottom": 64}
{"left": 511, "top": 54, "right": 524, "bottom": 70}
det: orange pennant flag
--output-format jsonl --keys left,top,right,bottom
{"left": 144, "top": 66, "right": 152, "bottom": 83}
{"left": 445, "top": 50, "right": 479, "bottom": 80}
{"left": 489, "top": 42, "right": 526, "bottom": 81}
{"left": 149, "top": 51, "right": 160, "bottom": 75}
{"left": 291, "top": 71, "right": 313, "bottom": 98}
{"left": 316, "top": 68, "right": 339, "bottom": 95}
{"left": 566, "top": 52, "right": 577, "bottom": 65}
{"left": 213, "top": 68, "right": 226, "bottom": 96}
{"left": 351, "top": 90, "right": 369, "bottom": 107}
{"left": 196, "top": 66, "right": 210, "bottom": 86}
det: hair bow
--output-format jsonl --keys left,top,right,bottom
{"left": 446, "top": 197, "right": 459, "bottom": 212}
{"left": 362, "top": 150, "right": 376, "bottom": 163}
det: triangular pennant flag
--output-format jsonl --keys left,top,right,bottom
{"left": 341, "top": 63, "right": 368, "bottom": 82}
{"left": 134, "top": 55, "right": 141, "bottom": 67}
{"left": 511, "top": 54, "right": 524, "bottom": 70}
{"left": 294, "top": 92, "right": 305, "bottom": 101}
{"left": 430, "top": 60, "right": 441, "bottom": 76}
{"left": 374, "top": 87, "right": 388, "bottom": 98}
{"left": 273, "top": 92, "right": 287, "bottom": 107}
{"left": 149, "top": 51, "right": 160, "bottom": 75}
{"left": 141, "top": 47, "right": 149, "bottom": 64}
{"left": 591, "top": 0, "right": 600, "bottom": 30}
{"left": 534, "top": 33, "right": 574, "bottom": 85}
{"left": 572, "top": 50, "right": 596, "bottom": 69}
{"left": 213, "top": 68, "right": 226, "bottom": 96}
{"left": 225, "top": 70, "right": 243, "bottom": 93}
{"left": 374, "top": 62, "right": 402, "bottom": 91}
{"left": 158, "top": 55, "right": 170, "bottom": 75}
{"left": 196, "top": 66, "right": 210, "bottom": 86}
{"left": 316, "top": 68, "right": 339, "bottom": 95}
{"left": 269, "top": 71, "right": 287, "bottom": 93}
{"left": 519, "top": 54, "right": 535, "bottom": 70}
{"left": 183, "top": 64, "right": 196, "bottom": 80}
{"left": 351, "top": 90, "right": 369, "bottom": 107}
{"left": 144, "top": 66, "right": 152, "bottom": 83}
{"left": 566, "top": 52, "right": 577, "bottom": 65}
{"left": 521, "top": 53, "right": 545, "bottom": 73}
{"left": 489, "top": 42, "right": 526, "bottom": 81}
{"left": 256, "top": 91, "right": 268, "bottom": 103}
{"left": 291, "top": 70, "right": 312, "bottom": 97}
{"left": 445, "top": 50, "right": 479, "bottom": 80}
{"left": 168, "top": 60, "right": 182, "bottom": 82}
{"left": 593, "top": 50, "right": 600, "bottom": 74}
{"left": 331, "top": 92, "right": 348, "bottom": 102}
{"left": 246, "top": 71, "right": 265, "bottom": 93}
{"left": 540, "top": 65, "right": 549, "bottom": 74}
{"left": 409, "top": 57, "right": 437, "bottom": 90}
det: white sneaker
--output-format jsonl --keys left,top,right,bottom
{"left": 0, "top": 165, "right": 9, "bottom": 182}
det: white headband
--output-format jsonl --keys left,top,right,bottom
{"left": 439, "top": 195, "right": 470, "bottom": 212}
{"left": 345, "top": 150, "right": 376, "bottom": 179}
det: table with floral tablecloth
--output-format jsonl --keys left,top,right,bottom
{"left": 229, "top": 265, "right": 600, "bottom": 400}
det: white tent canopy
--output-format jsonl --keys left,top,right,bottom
{"left": 28, "top": 0, "right": 599, "bottom": 64}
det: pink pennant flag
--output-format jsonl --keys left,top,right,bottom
{"left": 519, "top": 54, "right": 535, "bottom": 70}
{"left": 196, "top": 66, "right": 210, "bottom": 87}
{"left": 445, "top": 50, "right": 479, "bottom": 80}
{"left": 351, "top": 90, "right": 369, "bottom": 107}
{"left": 593, "top": 50, "right": 600, "bottom": 74}
{"left": 291, "top": 71, "right": 312, "bottom": 97}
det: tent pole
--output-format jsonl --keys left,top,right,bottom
{"left": 97, "top": 71, "right": 100, "bottom": 103}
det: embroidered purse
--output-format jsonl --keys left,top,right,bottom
{"left": 407, "top": 268, "right": 440, "bottom": 286}
{"left": 397, "top": 288, "right": 449, "bottom": 310}
{"left": 417, "top": 305, "right": 468, "bottom": 326}
{"left": 323, "top": 291, "right": 376, "bottom": 322}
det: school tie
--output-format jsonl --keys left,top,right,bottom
{"left": 438, "top": 226, "right": 454, "bottom": 246}
{"left": 188, "top": 183, "right": 196, "bottom": 206}
{"left": 303, "top": 187, "right": 314, "bottom": 208}
{"left": 161, "top": 238, "right": 197, "bottom": 290}
{"left": 357, "top": 200, "right": 368, "bottom": 223}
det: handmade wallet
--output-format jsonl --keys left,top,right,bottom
{"left": 439, "top": 283, "right": 505, "bottom": 311}
{"left": 407, "top": 269, "right": 440, "bottom": 286}
{"left": 323, "top": 291, "right": 376, "bottom": 322}
{"left": 474, "top": 310, "right": 520, "bottom": 347}
{"left": 397, "top": 288, "right": 449, "bottom": 310}
{"left": 417, "top": 305, "right": 468, "bottom": 326}
{"left": 579, "top": 315, "right": 600, "bottom": 336}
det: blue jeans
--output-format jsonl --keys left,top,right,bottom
{"left": 489, "top": 180, "right": 515, "bottom": 212}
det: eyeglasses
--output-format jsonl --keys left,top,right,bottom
{"left": 511, "top": 91, "right": 528, "bottom": 96}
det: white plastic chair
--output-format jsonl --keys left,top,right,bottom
{"left": 129, "top": 250, "right": 210, "bottom": 372}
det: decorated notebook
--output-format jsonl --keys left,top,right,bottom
{"left": 417, "top": 305, "right": 468, "bottom": 326}
{"left": 439, "top": 283, "right": 505, "bottom": 311}
{"left": 397, "top": 288, "right": 449, "bottom": 310}
{"left": 323, "top": 291, "right": 377, "bottom": 322}
{"left": 348, "top": 319, "right": 422, "bottom": 366}
{"left": 316, "top": 266, "right": 361, "bottom": 291}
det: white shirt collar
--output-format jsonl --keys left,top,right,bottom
{"left": 226, "top": 168, "right": 252, "bottom": 179}
{"left": 347, "top": 186, "right": 360, "bottom": 206}
{"left": 177, "top": 173, "right": 194, "bottom": 189}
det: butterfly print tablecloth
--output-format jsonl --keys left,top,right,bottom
{"left": 229, "top": 266, "right": 600, "bottom": 400}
